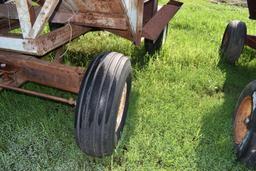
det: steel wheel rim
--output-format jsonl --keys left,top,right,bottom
{"left": 234, "top": 96, "right": 252, "bottom": 144}
{"left": 116, "top": 83, "right": 127, "bottom": 132}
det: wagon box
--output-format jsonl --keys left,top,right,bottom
{"left": 0, "top": 0, "right": 182, "bottom": 157}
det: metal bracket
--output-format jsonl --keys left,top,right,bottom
{"left": 142, "top": 0, "right": 183, "bottom": 41}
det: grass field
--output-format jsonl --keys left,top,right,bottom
{"left": 1, "top": 0, "right": 256, "bottom": 170}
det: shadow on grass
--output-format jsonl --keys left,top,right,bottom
{"left": 195, "top": 49, "right": 256, "bottom": 170}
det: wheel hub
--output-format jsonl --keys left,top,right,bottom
{"left": 244, "top": 117, "right": 251, "bottom": 126}
{"left": 116, "top": 83, "right": 127, "bottom": 132}
{"left": 234, "top": 96, "right": 252, "bottom": 144}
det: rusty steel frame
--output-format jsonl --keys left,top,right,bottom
{"left": 0, "top": 0, "right": 183, "bottom": 104}
{"left": 0, "top": 0, "right": 183, "bottom": 55}
{"left": 245, "top": 35, "right": 256, "bottom": 50}
{"left": 0, "top": 50, "right": 83, "bottom": 104}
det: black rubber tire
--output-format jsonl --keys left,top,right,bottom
{"left": 220, "top": 20, "right": 247, "bottom": 64}
{"left": 233, "top": 80, "right": 256, "bottom": 167}
{"left": 0, "top": 0, "right": 7, "bottom": 4}
{"left": 75, "top": 52, "right": 132, "bottom": 157}
{"left": 144, "top": 25, "right": 169, "bottom": 54}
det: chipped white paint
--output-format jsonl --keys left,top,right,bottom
{"left": 0, "top": 36, "right": 38, "bottom": 54}
{"left": 14, "top": 0, "right": 59, "bottom": 38}
{"left": 15, "top": 0, "right": 33, "bottom": 38}
{"left": 29, "top": 0, "right": 60, "bottom": 38}
{"left": 121, "top": 0, "right": 139, "bottom": 34}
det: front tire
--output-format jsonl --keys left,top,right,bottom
{"left": 233, "top": 80, "right": 256, "bottom": 167}
{"left": 75, "top": 52, "right": 132, "bottom": 157}
{"left": 220, "top": 20, "right": 247, "bottom": 64}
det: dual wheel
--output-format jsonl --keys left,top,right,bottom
{"left": 75, "top": 52, "right": 132, "bottom": 157}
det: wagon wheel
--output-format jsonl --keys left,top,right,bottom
{"left": 75, "top": 52, "right": 132, "bottom": 157}
{"left": 233, "top": 80, "right": 256, "bottom": 167}
{"left": 220, "top": 20, "right": 247, "bottom": 65}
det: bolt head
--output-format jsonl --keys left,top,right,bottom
{"left": 245, "top": 117, "right": 250, "bottom": 125}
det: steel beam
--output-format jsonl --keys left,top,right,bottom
{"left": 0, "top": 51, "right": 84, "bottom": 93}
{"left": 142, "top": 0, "right": 183, "bottom": 41}
{"left": 0, "top": 25, "right": 91, "bottom": 56}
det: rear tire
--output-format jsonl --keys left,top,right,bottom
{"left": 233, "top": 80, "right": 256, "bottom": 167}
{"left": 220, "top": 20, "right": 247, "bottom": 64}
{"left": 75, "top": 52, "right": 132, "bottom": 157}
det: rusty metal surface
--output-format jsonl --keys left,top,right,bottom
{"left": 0, "top": 83, "right": 76, "bottom": 105}
{"left": 0, "top": 50, "right": 81, "bottom": 105}
{"left": 58, "top": 0, "right": 142, "bottom": 43}
{"left": 59, "top": 0, "right": 123, "bottom": 14}
{"left": 0, "top": 51, "right": 84, "bottom": 93}
{"left": 142, "top": 0, "right": 183, "bottom": 41}
{"left": 0, "top": 19, "right": 19, "bottom": 33}
{"left": 51, "top": 11, "right": 128, "bottom": 30}
{"left": 0, "top": 0, "right": 183, "bottom": 48}
{"left": 58, "top": 0, "right": 137, "bottom": 39}
{"left": 245, "top": 35, "right": 256, "bottom": 49}
{"left": 0, "top": 24, "right": 91, "bottom": 56}
{"left": 143, "top": 0, "right": 157, "bottom": 26}
{"left": 0, "top": 4, "right": 18, "bottom": 19}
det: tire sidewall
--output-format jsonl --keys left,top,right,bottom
{"left": 75, "top": 52, "right": 132, "bottom": 157}
{"left": 221, "top": 21, "right": 247, "bottom": 64}
{"left": 107, "top": 60, "right": 132, "bottom": 145}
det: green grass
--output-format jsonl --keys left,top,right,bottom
{"left": 1, "top": 0, "right": 256, "bottom": 170}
